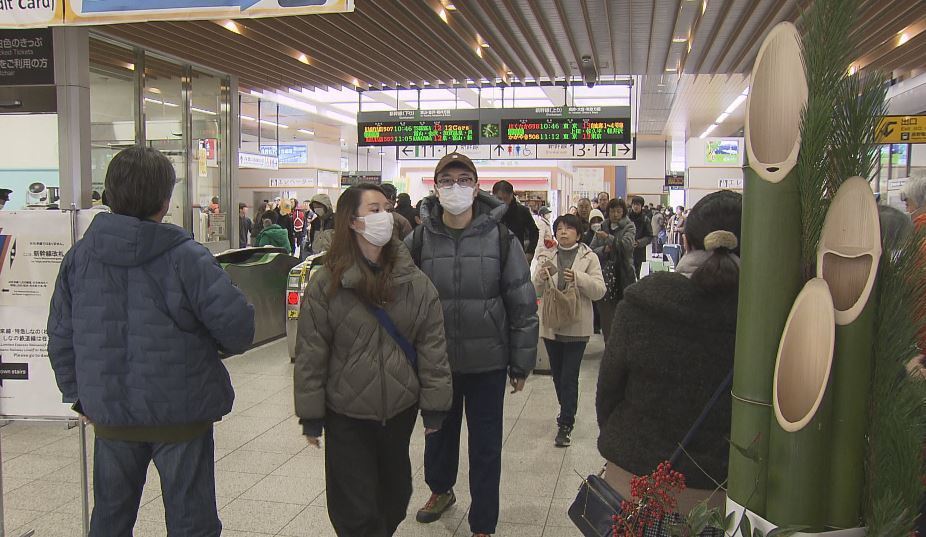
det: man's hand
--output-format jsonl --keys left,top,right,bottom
{"left": 510, "top": 377, "right": 526, "bottom": 394}
{"left": 595, "top": 230, "right": 609, "bottom": 240}
{"left": 306, "top": 436, "right": 321, "bottom": 448}
{"left": 425, "top": 428, "right": 439, "bottom": 436}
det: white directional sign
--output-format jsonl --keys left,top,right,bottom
{"left": 397, "top": 141, "right": 635, "bottom": 162}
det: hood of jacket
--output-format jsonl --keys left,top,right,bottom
{"left": 340, "top": 238, "right": 419, "bottom": 289}
{"left": 420, "top": 190, "right": 508, "bottom": 235}
{"left": 83, "top": 213, "right": 191, "bottom": 268}
{"left": 310, "top": 193, "right": 333, "bottom": 212}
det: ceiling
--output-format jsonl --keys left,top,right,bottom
{"left": 89, "top": 0, "right": 926, "bottom": 140}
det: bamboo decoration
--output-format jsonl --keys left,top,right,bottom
{"left": 728, "top": 21, "right": 807, "bottom": 516}
{"left": 817, "top": 177, "right": 881, "bottom": 529}
{"left": 766, "top": 278, "right": 836, "bottom": 532}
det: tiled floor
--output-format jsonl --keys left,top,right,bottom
{"left": 1, "top": 336, "right": 607, "bottom": 536}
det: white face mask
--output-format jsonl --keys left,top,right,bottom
{"left": 438, "top": 185, "right": 475, "bottom": 216}
{"left": 355, "top": 211, "right": 394, "bottom": 247}
{"left": 591, "top": 223, "right": 602, "bottom": 232}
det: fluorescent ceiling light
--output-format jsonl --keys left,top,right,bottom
{"left": 438, "top": 9, "right": 448, "bottom": 23}
{"left": 298, "top": 129, "right": 315, "bottom": 135}
{"left": 144, "top": 97, "right": 179, "bottom": 108}
{"left": 192, "top": 107, "right": 217, "bottom": 115}
{"left": 325, "top": 110, "right": 357, "bottom": 125}
{"left": 251, "top": 90, "right": 318, "bottom": 115}
{"left": 260, "top": 119, "right": 289, "bottom": 129}
{"left": 724, "top": 94, "right": 747, "bottom": 114}
{"left": 672, "top": 37, "right": 687, "bottom": 43}
{"left": 240, "top": 115, "right": 255, "bottom": 121}
{"left": 699, "top": 123, "right": 718, "bottom": 139}
{"left": 665, "top": 67, "right": 677, "bottom": 73}
{"left": 715, "top": 112, "right": 730, "bottom": 123}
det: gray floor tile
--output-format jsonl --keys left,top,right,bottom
{"left": 453, "top": 521, "right": 545, "bottom": 536}
{"left": 214, "top": 470, "right": 267, "bottom": 498}
{"left": 277, "top": 505, "right": 336, "bottom": 537}
{"left": 3, "top": 508, "right": 46, "bottom": 535}
{"left": 216, "top": 449, "right": 294, "bottom": 475}
{"left": 240, "top": 474, "right": 323, "bottom": 505}
{"left": 219, "top": 498, "right": 305, "bottom": 533}
{"left": 3, "top": 479, "right": 80, "bottom": 511}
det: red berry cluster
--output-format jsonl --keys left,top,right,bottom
{"left": 611, "top": 461, "right": 687, "bottom": 537}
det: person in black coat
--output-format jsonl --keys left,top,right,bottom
{"left": 492, "top": 180, "right": 539, "bottom": 260}
{"left": 395, "top": 193, "right": 419, "bottom": 231}
{"left": 628, "top": 196, "right": 654, "bottom": 277}
{"left": 596, "top": 190, "right": 742, "bottom": 512}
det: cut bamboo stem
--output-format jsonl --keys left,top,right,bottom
{"left": 767, "top": 278, "right": 836, "bottom": 531}
{"left": 817, "top": 177, "right": 881, "bottom": 529}
{"left": 729, "top": 21, "right": 807, "bottom": 516}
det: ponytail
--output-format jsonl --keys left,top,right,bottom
{"left": 691, "top": 230, "right": 740, "bottom": 293}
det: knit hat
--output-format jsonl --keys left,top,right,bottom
{"left": 589, "top": 209, "right": 605, "bottom": 222}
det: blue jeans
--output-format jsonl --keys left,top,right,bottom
{"left": 543, "top": 338, "right": 587, "bottom": 427}
{"left": 424, "top": 369, "right": 507, "bottom": 535}
{"left": 89, "top": 428, "right": 220, "bottom": 537}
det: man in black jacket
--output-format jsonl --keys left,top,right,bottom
{"left": 409, "top": 154, "right": 538, "bottom": 537}
{"left": 629, "top": 196, "right": 654, "bottom": 278}
{"left": 491, "top": 180, "right": 539, "bottom": 261}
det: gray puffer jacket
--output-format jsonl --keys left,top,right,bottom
{"left": 294, "top": 239, "right": 453, "bottom": 433}
{"left": 406, "top": 192, "right": 539, "bottom": 377}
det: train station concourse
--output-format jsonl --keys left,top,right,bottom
{"left": 0, "top": 1, "right": 924, "bottom": 536}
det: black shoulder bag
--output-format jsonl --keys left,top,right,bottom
{"left": 568, "top": 370, "right": 734, "bottom": 537}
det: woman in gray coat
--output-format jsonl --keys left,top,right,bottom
{"left": 295, "top": 184, "right": 453, "bottom": 537}
{"left": 591, "top": 198, "right": 637, "bottom": 341}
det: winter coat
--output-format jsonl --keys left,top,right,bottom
{"left": 294, "top": 239, "right": 453, "bottom": 431}
{"left": 590, "top": 217, "right": 637, "bottom": 302}
{"left": 405, "top": 192, "right": 539, "bottom": 377}
{"left": 47, "top": 213, "right": 255, "bottom": 427}
{"left": 309, "top": 194, "right": 335, "bottom": 254}
{"left": 532, "top": 244, "right": 606, "bottom": 340}
{"left": 501, "top": 200, "right": 540, "bottom": 257}
{"left": 395, "top": 200, "right": 419, "bottom": 230}
{"left": 274, "top": 209, "right": 296, "bottom": 251}
{"left": 257, "top": 224, "right": 292, "bottom": 249}
{"left": 239, "top": 215, "right": 252, "bottom": 249}
{"left": 596, "top": 272, "right": 736, "bottom": 490}
{"left": 392, "top": 211, "right": 414, "bottom": 240}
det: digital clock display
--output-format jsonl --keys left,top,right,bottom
{"left": 501, "top": 118, "right": 631, "bottom": 144}
{"left": 359, "top": 121, "right": 479, "bottom": 146}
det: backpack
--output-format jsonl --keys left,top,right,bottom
{"left": 293, "top": 210, "right": 305, "bottom": 233}
{"left": 411, "top": 221, "right": 510, "bottom": 270}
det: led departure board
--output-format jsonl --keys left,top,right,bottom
{"left": 501, "top": 118, "right": 631, "bottom": 144}
{"left": 359, "top": 121, "right": 479, "bottom": 146}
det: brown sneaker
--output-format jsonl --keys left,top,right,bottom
{"left": 415, "top": 490, "right": 456, "bottom": 523}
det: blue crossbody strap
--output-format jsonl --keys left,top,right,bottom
{"left": 369, "top": 307, "right": 418, "bottom": 371}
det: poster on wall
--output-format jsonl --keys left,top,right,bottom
{"left": 705, "top": 139, "right": 741, "bottom": 164}
{"left": 0, "top": 210, "right": 74, "bottom": 418}
{"left": 0, "top": 28, "right": 55, "bottom": 87}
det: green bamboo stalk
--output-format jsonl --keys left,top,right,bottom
{"left": 728, "top": 166, "right": 802, "bottom": 515}
{"left": 824, "top": 298, "right": 876, "bottom": 529}
{"left": 765, "top": 278, "right": 835, "bottom": 532}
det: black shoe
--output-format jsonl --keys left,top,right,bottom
{"left": 555, "top": 425, "right": 572, "bottom": 447}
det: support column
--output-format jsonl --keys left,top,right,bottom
{"left": 54, "top": 27, "right": 90, "bottom": 210}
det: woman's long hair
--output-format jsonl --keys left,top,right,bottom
{"left": 325, "top": 184, "right": 398, "bottom": 306}
{"left": 684, "top": 190, "right": 743, "bottom": 294}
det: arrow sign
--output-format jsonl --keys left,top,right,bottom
{"left": 494, "top": 145, "right": 504, "bottom": 156}
{"left": 401, "top": 147, "right": 413, "bottom": 157}
{"left": 0, "top": 354, "right": 28, "bottom": 387}
{"left": 80, "top": 0, "right": 327, "bottom": 13}
{"left": 620, "top": 144, "right": 631, "bottom": 155}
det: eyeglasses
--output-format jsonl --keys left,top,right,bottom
{"left": 436, "top": 175, "right": 476, "bottom": 188}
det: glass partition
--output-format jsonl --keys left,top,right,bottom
{"left": 89, "top": 36, "right": 136, "bottom": 202}
{"left": 191, "top": 69, "right": 230, "bottom": 245}
{"left": 144, "top": 53, "right": 187, "bottom": 229}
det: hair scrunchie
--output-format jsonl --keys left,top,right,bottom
{"left": 704, "top": 230, "right": 738, "bottom": 251}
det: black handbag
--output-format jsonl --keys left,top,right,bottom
{"left": 568, "top": 370, "right": 734, "bottom": 537}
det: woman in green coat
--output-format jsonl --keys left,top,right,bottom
{"left": 294, "top": 184, "right": 453, "bottom": 537}
{"left": 256, "top": 212, "right": 291, "bottom": 249}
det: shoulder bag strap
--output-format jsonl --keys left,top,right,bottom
{"left": 369, "top": 306, "right": 418, "bottom": 371}
{"left": 669, "top": 369, "right": 734, "bottom": 467}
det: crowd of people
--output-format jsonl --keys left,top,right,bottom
{"left": 45, "top": 145, "right": 926, "bottom": 537}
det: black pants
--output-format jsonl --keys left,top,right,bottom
{"left": 424, "top": 369, "right": 507, "bottom": 535}
{"left": 633, "top": 247, "right": 646, "bottom": 278}
{"left": 598, "top": 300, "right": 619, "bottom": 344}
{"left": 325, "top": 405, "right": 418, "bottom": 537}
{"left": 543, "top": 338, "right": 587, "bottom": 428}
{"left": 90, "top": 429, "right": 220, "bottom": 537}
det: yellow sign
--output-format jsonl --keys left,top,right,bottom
{"left": 876, "top": 115, "right": 926, "bottom": 144}
{"left": 287, "top": 309, "right": 299, "bottom": 320}
{"left": 0, "top": 0, "right": 353, "bottom": 28}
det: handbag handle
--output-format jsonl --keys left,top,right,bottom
{"left": 669, "top": 369, "right": 734, "bottom": 467}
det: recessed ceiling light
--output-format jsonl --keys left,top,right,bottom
{"left": 221, "top": 20, "right": 240, "bottom": 34}
{"left": 672, "top": 37, "right": 687, "bottom": 43}
{"left": 475, "top": 47, "right": 483, "bottom": 58}
{"left": 438, "top": 9, "right": 448, "bottom": 23}
{"left": 481, "top": 42, "right": 490, "bottom": 48}
{"left": 445, "top": 3, "right": 456, "bottom": 10}
{"left": 148, "top": 87, "right": 161, "bottom": 94}
{"left": 297, "top": 53, "right": 309, "bottom": 64}
{"left": 899, "top": 32, "right": 910, "bottom": 45}
{"left": 665, "top": 67, "right": 677, "bottom": 73}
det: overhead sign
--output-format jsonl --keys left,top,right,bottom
{"left": 665, "top": 174, "right": 685, "bottom": 188}
{"left": 269, "top": 177, "right": 316, "bottom": 188}
{"left": 360, "top": 120, "right": 479, "bottom": 146}
{"left": 877, "top": 115, "right": 926, "bottom": 144}
{"left": 239, "top": 151, "right": 278, "bottom": 170}
{"left": 719, "top": 177, "right": 744, "bottom": 189}
{"left": 261, "top": 143, "right": 308, "bottom": 166}
{"left": 397, "top": 141, "right": 635, "bottom": 161}
{"left": 359, "top": 105, "right": 632, "bottom": 148}
{"left": 0, "top": 0, "right": 352, "bottom": 28}
{"left": 502, "top": 117, "right": 630, "bottom": 144}
{"left": 0, "top": 28, "right": 53, "bottom": 86}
